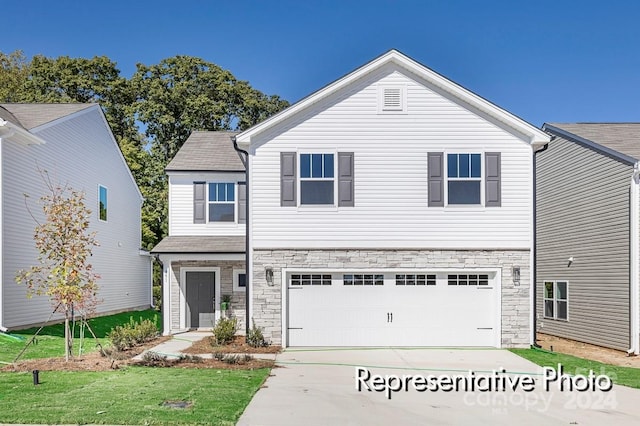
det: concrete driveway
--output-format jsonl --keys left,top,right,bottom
{"left": 238, "top": 348, "right": 640, "bottom": 425}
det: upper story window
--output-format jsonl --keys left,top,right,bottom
{"left": 208, "top": 182, "right": 235, "bottom": 222}
{"left": 98, "top": 185, "right": 108, "bottom": 222}
{"left": 300, "top": 153, "right": 334, "bottom": 205}
{"left": 447, "top": 153, "right": 482, "bottom": 205}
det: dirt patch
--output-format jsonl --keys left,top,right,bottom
{"left": 182, "top": 335, "right": 281, "bottom": 355}
{"left": 1, "top": 334, "right": 277, "bottom": 372}
{"left": 1, "top": 336, "right": 173, "bottom": 372}
{"left": 536, "top": 333, "right": 640, "bottom": 368}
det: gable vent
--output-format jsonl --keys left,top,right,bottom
{"left": 378, "top": 85, "right": 406, "bottom": 113}
{"left": 383, "top": 88, "right": 402, "bottom": 110}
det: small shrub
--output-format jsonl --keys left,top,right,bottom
{"left": 108, "top": 316, "right": 160, "bottom": 351}
{"left": 213, "top": 352, "right": 225, "bottom": 361}
{"left": 222, "top": 354, "right": 253, "bottom": 365}
{"left": 178, "top": 354, "right": 203, "bottom": 363}
{"left": 246, "top": 319, "right": 268, "bottom": 348}
{"left": 212, "top": 317, "right": 238, "bottom": 346}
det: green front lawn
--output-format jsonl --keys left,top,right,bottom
{"left": 0, "top": 309, "right": 160, "bottom": 363}
{"left": 511, "top": 348, "right": 640, "bottom": 389}
{"left": 0, "top": 367, "right": 269, "bottom": 425}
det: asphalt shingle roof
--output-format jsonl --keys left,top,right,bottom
{"left": 166, "top": 131, "right": 246, "bottom": 172}
{"left": 549, "top": 123, "right": 640, "bottom": 161}
{"left": 0, "top": 103, "right": 95, "bottom": 130}
{"left": 0, "top": 105, "right": 27, "bottom": 130}
{"left": 151, "top": 236, "right": 245, "bottom": 254}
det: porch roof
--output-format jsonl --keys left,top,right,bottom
{"left": 151, "top": 236, "right": 245, "bottom": 254}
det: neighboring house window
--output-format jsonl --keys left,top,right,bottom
{"left": 544, "top": 281, "right": 568, "bottom": 320}
{"left": 208, "top": 183, "right": 235, "bottom": 222}
{"left": 98, "top": 185, "right": 108, "bottom": 221}
{"left": 343, "top": 274, "right": 384, "bottom": 286}
{"left": 233, "top": 269, "right": 246, "bottom": 292}
{"left": 300, "top": 153, "right": 334, "bottom": 205}
{"left": 447, "top": 153, "right": 481, "bottom": 204}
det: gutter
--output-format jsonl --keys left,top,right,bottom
{"left": 630, "top": 162, "right": 640, "bottom": 355}
{"left": 532, "top": 141, "right": 549, "bottom": 348}
{"left": 232, "top": 136, "right": 250, "bottom": 335}
{"left": 0, "top": 119, "right": 46, "bottom": 145}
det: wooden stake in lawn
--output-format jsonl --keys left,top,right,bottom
{"left": 16, "top": 172, "right": 100, "bottom": 361}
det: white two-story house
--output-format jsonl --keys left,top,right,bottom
{"left": 0, "top": 103, "right": 152, "bottom": 330}
{"left": 234, "top": 50, "right": 550, "bottom": 347}
{"left": 152, "top": 131, "right": 247, "bottom": 334}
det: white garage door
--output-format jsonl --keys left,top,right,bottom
{"left": 287, "top": 272, "right": 498, "bottom": 347}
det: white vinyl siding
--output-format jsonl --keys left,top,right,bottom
{"left": 168, "top": 172, "right": 246, "bottom": 236}
{"left": 250, "top": 68, "right": 532, "bottom": 250}
{"left": 2, "top": 108, "right": 150, "bottom": 329}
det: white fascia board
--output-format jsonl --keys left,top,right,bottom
{"left": 0, "top": 119, "right": 45, "bottom": 145}
{"left": 236, "top": 50, "right": 550, "bottom": 145}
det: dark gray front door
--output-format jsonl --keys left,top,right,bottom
{"left": 185, "top": 271, "right": 215, "bottom": 328}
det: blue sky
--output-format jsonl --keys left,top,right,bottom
{"left": 4, "top": 0, "right": 639, "bottom": 126}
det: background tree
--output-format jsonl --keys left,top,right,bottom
{"left": 16, "top": 177, "right": 100, "bottom": 361}
{"left": 0, "top": 50, "right": 289, "bottom": 266}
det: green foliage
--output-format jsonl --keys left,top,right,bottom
{"left": 0, "top": 367, "right": 270, "bottom": 425}
{"left": 510, "top": 348, "right": 640, "bottom": 389}
{"left": 152, "top": 284, "right": 162, "bottom": 310}
{"left": 212, "top": 317, "right": 238, "bottom": 346}
{"left": 0, "top": 50, "right": 30, "bottom": 102}
{"left": 246, "top": 319, "right": 268, "bottom": 348}
{"left": 107, "top": 316, "right": 159, "bottom": 351}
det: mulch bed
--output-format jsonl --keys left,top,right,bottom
{"left": 536, "top": 333, "right": 640, "bottom": 368}
{"left": 1, "top": 334, "right": 277, "bottom": 372}
{"left": 182, "top": 335, "right": 281, "bottom": 355}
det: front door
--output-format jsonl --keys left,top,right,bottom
{"left": 185, "top": 271, "right": 216, "bottom": 328}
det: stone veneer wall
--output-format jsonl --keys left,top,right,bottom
{"left": 170, "top": 260, "right": 246, "bottom": 332}
{"left": 252, "top": 249, "right": 530, "bottom": 347}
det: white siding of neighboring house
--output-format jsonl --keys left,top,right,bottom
{"left": 249, "top": 66, "right": 533, "bottom": 250}
{"left": 2, "top": 107, "right": 151, "bottom": 329}
{"left": 168, "top": 172, "right": 246, "bottom": 236}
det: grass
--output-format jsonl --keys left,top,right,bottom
{"left": 0, "top": 366, "right": 269, "bottom": 425}
{"left": 511, "top": 348, "right": 640, "bottom": 389}
{"left": 0, "top": 309, "right": 160, "bottom": 363}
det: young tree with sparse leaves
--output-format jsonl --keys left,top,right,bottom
{"left": 16, "top": 177, "right": 100, "bottom": 361}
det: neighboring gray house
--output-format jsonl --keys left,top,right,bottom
{"left": 152, "top": 131, "right": 247, "bottom": 334}
{"left": 536, "top": 123, "right": 640, "bottom": 354}
{"left": 0, "top": 103, "right": 152, "bottom": 330}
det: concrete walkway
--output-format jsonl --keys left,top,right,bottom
{"left": 133, "top": 331, "right": 276, "bottom": 360}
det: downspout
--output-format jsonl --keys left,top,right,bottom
{"left": 532, "top": 142, "right": 549, "bottom": 348}
{"left": 630, "top": 162, "right": 640, "bottom": 355}
{"left": 232, "top": 136, "right": 250, "bottom": 335}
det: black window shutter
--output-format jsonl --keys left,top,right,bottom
{"left": 281, "top": 152, "right": 297, "bottom": 206}
{"left": 193, "top": 182, "right": 206, "bottom": 223}
{"left": 427, "top": 152, "right": 444, "bottom": 207}
{"left": 238, "top": 182, "right": 247, "bottom": 224}
{"left": 485, "top": 152, "right": 501, "bottom": 207}
{"left": 338, "top": 152, "right": 354, "bottom": 207}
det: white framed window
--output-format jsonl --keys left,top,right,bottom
{"left": 300, "top": 153, "right": 335, "bottom": 205}
{"left": 544, "top": 281, "right": 568, "bottom": 320}
{"left": 447, "top": 153, "right": 482, "bottom": 205}
{"left": 208, "top": 182, "right": 235, "bottom": 222}
{"left": 233, "top": 269, "right": 246, "bottom": 292}
{"left": 395, "top": 274, "right": 436, "bottom": 286}
{"left": 98, "top": 185, "right": 108, "bottom": 222}
{"left": 447, "top": 274, "right": 489, "bottom": 286}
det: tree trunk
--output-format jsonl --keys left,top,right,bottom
{"left": 64, "top": 312, "right": 71, "bottom": 362}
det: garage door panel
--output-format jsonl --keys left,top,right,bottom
{"left": 287, "top": 272, "right": 498, "bottom": 347}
